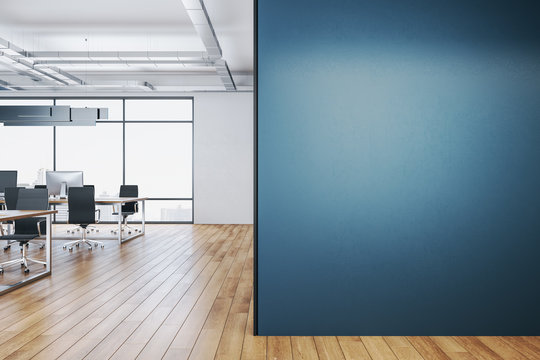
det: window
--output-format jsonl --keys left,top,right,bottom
{"left": 124, "top": 99, "right": 193, "bottom": 221}
{"left": 0, "top": 97, "right": 193, "bottom": 222}
{"left": 0, "top": 99, "right": 54, "bottom": 186}
{"left": 125, "top": 99, "right": 192, "bottom": 121}
{"left": 56, "top": 123, "right": 123, "bottom": 196}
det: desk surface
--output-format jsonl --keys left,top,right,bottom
{"left": 48, "top": 197, "right": 148, "bottom": 204}
{"left": 0, "top": 210, "right": 58, "bottom": 221}
{"left": 0, "top": 197, "right": 148, "bottom": 205}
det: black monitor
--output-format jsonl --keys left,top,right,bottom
{"left": 0, "top": 171, "right": 17, "bottom": 195}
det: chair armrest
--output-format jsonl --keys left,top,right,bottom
{"left": 36, "top": 219, "right": 47, "bottom": 237}
{"left": 95, "top": 209, "right": 101, "bottom": 223}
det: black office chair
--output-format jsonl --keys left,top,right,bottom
{"left": 64, "top": 187, "right": 103, "bottom": 251}
{"left": 2, "top": 187, "right": 45, "bottom": 251}
{"left": 66, "top": 185, "right": 99, "bottom": 235}
{"left": 2, "top": 187, "right": 23, "bottom": 250}
{"left": 111, "top": 185, "right": 141, "bottom": 235}
{"left": 0, "top": 189, "right": 48, "bottom": 274}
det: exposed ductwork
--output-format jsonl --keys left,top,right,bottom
{"left": 181, "top": 0, "right": 236, "bottom": 91}
{"left": 0, "top": 79, "right": 20, "bottom": 91}
{"left": 0, "top": 37, "right": 86, "bottom": 86}
{"left": 0, "top": 0, "right": 239, "bottom": 92}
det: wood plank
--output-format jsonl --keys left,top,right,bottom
{"left": 291, "top": 336, "right": 320, "bottom": 360}
{"left": 477, "top": 336, "right": 528, "bottom": 360}
{"left": 240, "top": 295, "right": 266, "bottom": 360}
{"left": 361, "top": 336, "right": 398, "bottom": 360}
{"left": 337, "top": 337, "right": 372, "bottom": 360}
{"left": 384, "top": 337, "right": 424, "bottom": 360}
{"left": 267, "top": 336, "right": 293, "bottom": 360}
{"left": 497, "top": 337, "right": 540, "bottom": 360}
{"left": 314, "top": 337, "right": 345, "bottom": 360}
{"left": 406, "top": 337, "right": 451, "bottom": 360}
{"left": 452, "top": 337, "right": 504, "bottom": 360}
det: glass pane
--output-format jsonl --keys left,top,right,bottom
{"left": 0, "top": 124, "right": 53, "bottom": 187}
{"left": 129, "top": 200, "right": 192, "bottom": 222}
{"left": 125, "top": 99, "right": 192, "bottom": 121}
{"left": 55, "top": 99, "right": 123, "bottom": 121}
{"left": 125, "top": 123, "right": 192, "bottom": 198}
{"left": 56, "top": 123, "right": 123, "bottom": 197}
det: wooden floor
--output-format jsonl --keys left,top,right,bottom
{"left": 0, "top": 224, "right": 538, "bottom": 360}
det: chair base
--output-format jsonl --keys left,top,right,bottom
{"left": 111, "top": 224, "right": 141, "bottom": 235}
{"left": 63, "top": 231, "right": 104, "bottom": 251}
{"left": 67, "top": 225, "right": 99, "bottom": 234}
{"left": 0, "top": 245, "right": 46, "bottom": 274}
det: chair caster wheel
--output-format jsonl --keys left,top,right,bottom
{"left": 96, "top": 230, "right": 99, "bottom": 233}
{"left": 88, "top": 247, "right": 92, "bottom": 250}
{"left": 128, "top": 231, "right": 131, "bottom": 235}
{"left": 63, "top": 245, "right": 66, "bottom": 249}
{"left": 24, "top": 268, "right": 29, "bottom": 274}
{"left": 21, "top": 263, "right": 25, "bottom": 267}
{"left": 0, "top": 269, "right": 4, "bottom": 274}
{"left": 94, "top": 243, "right": 98, "bottom": 247}
{"left": 101, "top": 245, "right": 105, "bottom": 248}
{"left": 76, "top": 244, "right": 80, "bottom": 247}
{"left": 3, "top": 246, "right": 9, "bottom": 251}
{"left": 69, "top": 247, "right": 73, "bottom": 251}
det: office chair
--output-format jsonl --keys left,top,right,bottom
{"left": 111, "top": 185, "right": 141, "bottom": 235}
{"left": 2, "top": 187, "right": 39, "bottom": 251}
{"left": 0, "top": 189, "right": 48, "bottom": 274}
{"left": 0, "top": 171, "right": 17, "bottom": 235}
{"left": 66, "top": 185, "right": 100, "bottom": 235}
{"left": 63, "top": 187, "right": 104, "bottom": 251}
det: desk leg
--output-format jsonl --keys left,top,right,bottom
{"left": 141, "top": 200, "right": 145, "bottom": 235}
{"left": 117, "top": 204, "right": 122, "bottom": 245}
{"left": 46, "top": 214, "right": 52, "bottom": 273}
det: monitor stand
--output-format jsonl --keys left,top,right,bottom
{"left": 60, "top": 182, "right": 68, "bottom": 199}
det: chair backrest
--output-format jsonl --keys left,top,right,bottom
{"left": 120, "top": 185, "right": 138, "bottom": 214}
{"left": 16, "top": 188, "right": 49, "bottom": 210}
{"left": 68, "top": 187, "right": 96, "bottom": 225}
{"left": 14, "top": 188, "right": 49, "bottom": 235}
{"left": 0, "top": 171, "right": 17, "bottom": 193}
{"left": 4, "top": 187, "right": 22, "bottom": 210}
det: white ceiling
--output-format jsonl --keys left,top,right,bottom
{"left": 0, "top": 0, "right": 253, "bottom": 92}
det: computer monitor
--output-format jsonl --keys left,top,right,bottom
{"left": 0, "top": 171, "right": 17, "bottom": 195}
{"left": 46, "top": 171, "right": 83, "bottom": 198}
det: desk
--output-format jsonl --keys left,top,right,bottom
{"left": 0, "top": 197, "right": 147, "bottom": 244}
{"left": 0, "top": 209, "right": 57, "bottom": 295}
{"left": 49, "top": 197, "right": 148, "bottom": 244}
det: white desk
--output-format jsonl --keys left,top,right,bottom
{"left": 0, "top": 209, "right": 57, "bottom": 295}
{"left": 49, "top": 197, "right": 148, "bottom": 244}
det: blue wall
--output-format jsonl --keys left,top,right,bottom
{"left": 257, "top": 0, "right": 540, "bottom": 334}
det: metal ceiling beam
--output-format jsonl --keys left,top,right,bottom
{"left": 0, "top": 37, "right": 85, "bottom": 86}
{"left": 32, "top": 59, "right": 215, "bottom": 66}
{"left": 180, "top": 0, "right": 236, "bottom": 91}
{"left": 26, "top": 50, "right": 209, "bottom": 61}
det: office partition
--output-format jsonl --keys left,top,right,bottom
{"left": 256, "top": 0, "right": 540, "bottom": 334}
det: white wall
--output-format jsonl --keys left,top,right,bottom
{"left": 193, "top": 92, "right": 253, "bottom": 224}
